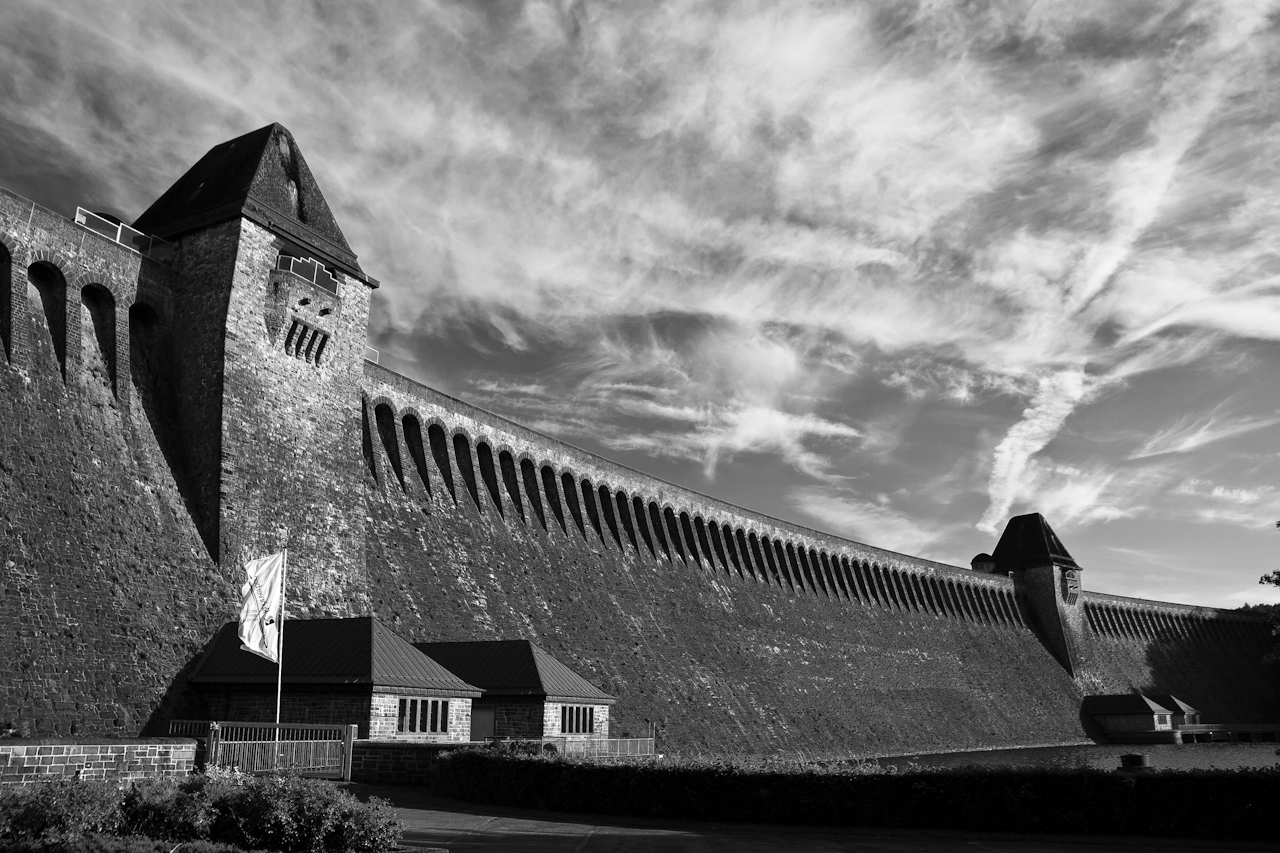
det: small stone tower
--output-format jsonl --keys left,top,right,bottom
{"left": 132, "top": 124, "right": 377, "bottom": 612}
{"left": 992, "top": 513, "right": 1087, "bottom": 677}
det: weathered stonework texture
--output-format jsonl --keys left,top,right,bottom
{"left": 2, "top": 135, "right": 1277, "bottom": 757}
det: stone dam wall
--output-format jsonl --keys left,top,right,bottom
{"left": 1, "top": 182, "right": 1277, "bottom": 754}
{"left": 358, "top": 365, "right": 1280, "bottom": 754}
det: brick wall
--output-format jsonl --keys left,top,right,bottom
{"left": 0, "top": 738, "right": 195, "bottom": 784}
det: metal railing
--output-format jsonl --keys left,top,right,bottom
{"left": 277, "top": 255, "right": 337, "bottom": 294}
{"left": 169, "top": 720, "right": 356, "bottom": 780}
{"left": 485, "top": 736, "right": 656, "bottom": 757}
{"left": 75, "top": 208, "right": 175, "bottom": 264}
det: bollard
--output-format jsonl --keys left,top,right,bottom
{"left": 1119, "top": 753, "right": 1150, "bottom": 772}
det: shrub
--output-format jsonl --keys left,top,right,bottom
{"left": 1, "top": 772, "right": 402, "bottom": 853}
{"left": 0, "top": 779, "right": 125, "bottom": 842}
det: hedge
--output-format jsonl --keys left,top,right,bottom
{"left": 0, "top": 771, "right": 401, "bottom": 852}
{"left": 429, "top": 749, "right": 1280, "bottom": 841}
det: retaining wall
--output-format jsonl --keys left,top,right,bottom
{"left": 0, "top": 738, "right": 196, "bottom": 784}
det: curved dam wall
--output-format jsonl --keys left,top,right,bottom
{"left": 357, "top": 364, "right": 1278, "bottom": 754}
{"left": 2, "top": 150, "right": 1277, "bottom": 753}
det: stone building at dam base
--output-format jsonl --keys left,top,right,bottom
{"left": 1, "top": 123, "right": 1276, "bottom": 757}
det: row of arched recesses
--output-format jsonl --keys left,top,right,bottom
{"left": 1085, "top": 602, "right": 1269, "bottom": 647}
{"left": 0, "top": 247, "right": 123, "bottom": 398}
{"left": 361, "top": 402, "right": 1026, "bottom": 628}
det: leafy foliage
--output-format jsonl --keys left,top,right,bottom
{"left": 0, "top": 771, "right": 401, "bottom": 853}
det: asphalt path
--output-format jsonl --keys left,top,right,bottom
{"left": 352, "top": 784, "right": 1275, "bottom": 853}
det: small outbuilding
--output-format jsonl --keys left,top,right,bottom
{"left": 1144, "top": 694, "right": 1201, "bottom": 727}
{"left": 1082, "top": 694, "right": 1178, "bottom": 743}
{"left": 415, "top": 640, "right": 617, "bottom": 742}
{"left": 188, "top": 617, "right": 482, "bottom": 742}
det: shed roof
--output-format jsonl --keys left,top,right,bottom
{"left": 133, "top": 123, "right": 370, "bottom": 284}
{"left": 1081, "top": 694, "right": 1173, "bottom": 716}
{"left": 414, "top": 640, "right": 616, "bottom": 704}
{"left": 189, "top": 618, "right": 481, "bottom": 697}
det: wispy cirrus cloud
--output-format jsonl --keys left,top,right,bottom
{"left": 6, "top": 0, "right": 1280, "bottom": 604}
{"left": 1129, "top": 409, "right": 1280, "bottom": 459}
{"left": 789, "top": 487, "right": 942, "bottom": 557}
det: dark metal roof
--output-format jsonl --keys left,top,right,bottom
{"left": 1081, "top": 694, "right": 1173, "bottom": 715}
{"left": 188, "top": 618, "right": 480, "bottom": 696}
{"left": 1144, "top": 694, "right": 1200, "bottom": 715}
{"left": 991, "top": 512, "right": 1080, "bottom": 572}
{"left": 414, "top": 640, "right": 616, "bottom": 704}
{"left": 133, "top": 123, "right": 373, "bottom": 285}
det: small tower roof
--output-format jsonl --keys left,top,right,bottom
{"left": 991, "top": 512, "right": 1079, "bottom": 572}
{"left": 133, "top": 123, "right": 371, "bottom": 285}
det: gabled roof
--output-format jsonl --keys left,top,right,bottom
{"left": 133, "top": 123, "right": 371, "bottom": 284}
{"left": 189, "top": 618, "right": 481, "bottom": 697}
{"left": 415, "top": 640, "right": 616, "bottom": 705}
{"left": 1082, "top": 694, "right": 1173, "bottom": 715}
{"left": 991, "top": 512, "right": 1080, "bottom": 572}
{"left": 1144, "top": 694, "right": 1199, "bottom": 715}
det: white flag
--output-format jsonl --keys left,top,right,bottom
{"left": 238, "top": 552, "right": 285, "bottom": 663}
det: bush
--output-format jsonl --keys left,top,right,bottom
{"left": 0, "top": 771, "right": 402, "bottom": 853}
{"left": 0, "top": 779, "right": 125, "bottom": 842}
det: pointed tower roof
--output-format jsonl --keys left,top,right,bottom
{"left": 189, "top": 618, "right": 481, "bottom": 697}
{"left": 133, "top": 123, "right": 372, "bottom": 284}
{"left": 415, "top": 640, "right": 617, "bottom": 704}
{"left": 991, "top": 512, "right": 1080, "bottom": 572}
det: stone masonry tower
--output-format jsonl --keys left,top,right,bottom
{"left": 992, "top": 513, "right": 1087, "bottom": 678}
{"left": 132, "top": 124, "right": 377, "bottom": 614}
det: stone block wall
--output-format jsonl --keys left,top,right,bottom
{"left": 0, "top": 738, "right": 195, "bottom": 784}
{"left": 0, "top": 188, "right": 235, "bottom": 740}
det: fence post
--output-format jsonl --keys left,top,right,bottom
{"left": 342, "top": 724, "right": 357, "bottom": 782}
{"left": 207, "top": 721, "right": 221, "bottom": 769}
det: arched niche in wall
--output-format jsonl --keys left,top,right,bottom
{"left": 28, "top": 261, "right": 68, "bottom": 381}
{"left": 427, "top": 423, "right": 456, "bottom": 502}
{"left": 80, "top": 283, "right": 116, "bottom": 397}
{"left": 375, "top": 403, "right": 405, "bottom": 489}
{"left": 0, "top": 242, "right": 12, "bottom": 363}
{"left": 402, "top": 414, "right": 433, "bottom": 497}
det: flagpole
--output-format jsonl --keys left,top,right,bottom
{"left": 274, "top": 548, "right": 287, "bottom": 770}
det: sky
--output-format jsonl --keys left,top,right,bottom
{"left": 3, "top": 0, "right": 1279, "bottom": 609}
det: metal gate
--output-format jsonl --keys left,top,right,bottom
{"left": 170, "top": 721, "right": 356, "bottom": 780}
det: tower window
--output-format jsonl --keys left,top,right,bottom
{"left": 277, "top": 253, "right": 337, "bottom": 294}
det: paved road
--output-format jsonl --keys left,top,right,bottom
{"left": 354, "top": 785, "right": 1273, "bottom": 853}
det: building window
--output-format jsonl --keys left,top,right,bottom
{"left": 397, "top": 698, "right": 449, "bottom": 734}
{"left": 277, "top": 253, "right": 337, "bottom": 293}
{"left": 561, "top": 704, "right": 594, "bottom": 734}
{"left": 1155, "top": 715, "right": 1169, "bottom": 726}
